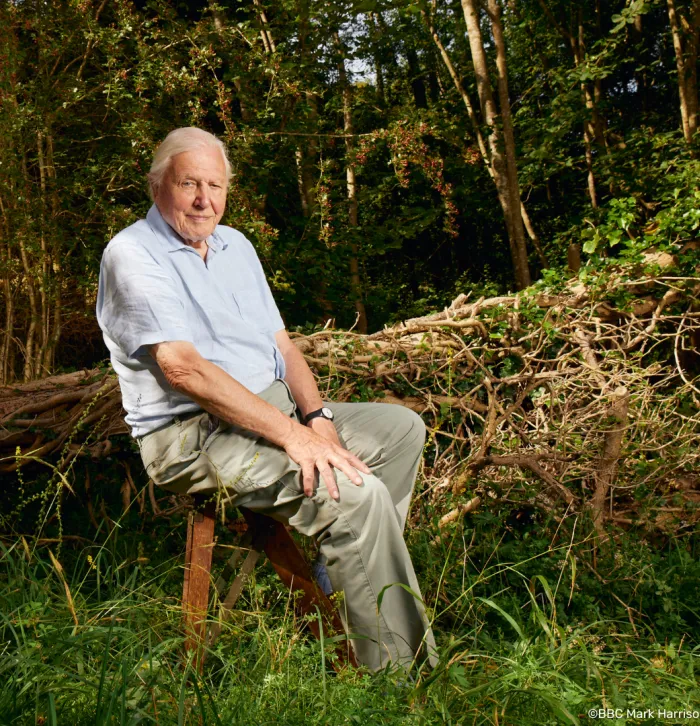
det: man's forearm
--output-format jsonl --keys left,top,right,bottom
{"left": 151, "top": 338, "right": 369, "bottom": 499}
{"left": 280, "top": 340, "right": 324, "bottom": 418}
{"left": 152, "top": 341, "right": 297, "bottom": 448}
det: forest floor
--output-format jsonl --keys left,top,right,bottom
{"left": 0, "top": 480, "right": 698, "bottom": 726}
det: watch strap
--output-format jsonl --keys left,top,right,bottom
{"left": 303, "top": 407, "right": 333, "bottom": 425}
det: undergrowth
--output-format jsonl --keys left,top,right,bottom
{"left": 0, "top": 471, "right": 698, "bottom": 725}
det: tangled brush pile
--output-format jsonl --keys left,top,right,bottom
{"left": 2, "top": 266, "right": 698, "bottom": 540}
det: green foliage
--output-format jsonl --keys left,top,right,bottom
{"left": 581, "top": 197, "right": 639, "bottom": 255}
{"left": 3, "top": 0, "right": 700, "bottom": 376}
{"left": 1, "top": 1, "right": 700, "bottom": 720}
{"left": 1, "top": 481, "right": 698, "bottom": 724}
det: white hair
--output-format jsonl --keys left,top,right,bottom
{"left": 147, "top": 127, "right": 232, "bottom": 199}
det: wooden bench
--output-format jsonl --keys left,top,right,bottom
{"left": 182, "top": 501, "right": 357, "bottom": 671}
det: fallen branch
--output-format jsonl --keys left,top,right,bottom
{"left": 589, "top": 386, "right": 630, "bottom": 540}
{"left": 0, "top": 281, "right": 697, "bottom": 537}
{"left": 438, "top": 496, "right": 482, "bottom": 528}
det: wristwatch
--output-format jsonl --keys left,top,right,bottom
{"left": 303, "top": 407, "right": 334, "bottom": 425}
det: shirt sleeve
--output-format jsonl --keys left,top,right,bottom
{"left": 97, "top": 243, "right": 194, "bottom": 358}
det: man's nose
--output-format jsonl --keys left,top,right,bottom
{"left": 193, "top": 185, "right": 212, "bottom": 208}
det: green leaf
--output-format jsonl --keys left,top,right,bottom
{"left": 477, "top": 597, "right": 526, "bottom": 640}
{"left": 583, "top": 237, "right": 598, "bottom": 255}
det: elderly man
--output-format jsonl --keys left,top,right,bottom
{"left": 96, "top": 127, "right": 437, "bottom": 672}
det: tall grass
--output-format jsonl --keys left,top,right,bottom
{"left": 1, "top": 497, "right": 698, "bottom": 726}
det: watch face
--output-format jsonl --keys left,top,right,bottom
{"left": 321, "top": 407, "right": 334, "bottom": 420}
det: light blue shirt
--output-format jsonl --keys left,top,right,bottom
{"left": 96, "top": 205, "right": 286, "bottom": 437}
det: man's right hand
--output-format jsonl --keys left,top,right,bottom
{"left": 282, "top": 424, "right": 370, "bottom": 501}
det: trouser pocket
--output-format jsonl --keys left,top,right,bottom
{"left": 136, "top": 380, "right": 299, "bottom": 495}
{"left": 201, "top": 380, "right": 301, "bottom": 494}
{"left": 138, "top": 412, "right": 210, "bottom": 489}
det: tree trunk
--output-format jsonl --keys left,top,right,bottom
{"left": 0, "top": 195, "right": 13, "bottom": 385}
{"left": 460, "top": 0, "right": 531, "bottom": 289}
{"left": 370, "top": 13, "right": 386, "bottom": 106}
{"left": 572, "top": 18, "right": 603, "bottom": 206}
{"left": 423, "top": 12, "right": 489, "bottom": 162}
{"left": 294, "top": 5, "right": 332, "bottom": 321}
{"left": 669, "top": 0, "right": 692, "bottom": 140}
{"left": 252, "top": 0, "right": 276, "bottom": 54}
{"left": 688, "top": 0, "right": 700, "bottom": 138}
{"left": 42, "top": 131, "right": 61, "bottom": 374}
{"left": 297, "top": 0, "right": 320, "bottom": 210}
{"left": 537, "top": 0, "right": 608, "bottom": 205}
{"left": 37, "top": 130, "right": 50, "bottom": 376}
{"left": 630, "top": 12, "right": 648, "bottom": 117}
{"left": 335, "top": 32, "right": 368, "bottom": 333}
{"left": 424, "top": 7, "right": 546, "bottom": 270}
{"left": 486, "top": 0, "right": 534, "bottom": 281}
{"left": 520, "top": 203, "right": 548, "bottom": 269}
{"left": 426, "top": 48, "right": 441, "bottom": 103}
{"left": 374, "top": 11, "right": 400, "bottom": 104}
{"left": 668, "top": 0, "right": 700, "bottom": 142}
{"left": 406, "top": 47, "right": 428, "bottom": 109}
{"left": 295, "top": 149, "right": 311, "bottom": 218}
{"left": 582, "top": 122, "right": 598, "bottom": 208}
{"left": 18, "top": 234, "right": 38, "bottom": 382}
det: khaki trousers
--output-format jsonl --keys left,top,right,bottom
{"left": 137, "top": 380, "right": 438, "bottom": 671}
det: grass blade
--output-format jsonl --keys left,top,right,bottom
{"left": 478, "top": 597, "right": 526, "bottom": 640}
{"left": 47, "top": 693, "right": 57, "bottom": 726}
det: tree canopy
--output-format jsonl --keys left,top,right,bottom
{"left": 1, "top": 0, "right": 699, "bottom": 381}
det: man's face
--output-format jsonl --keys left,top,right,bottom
{"left": 155, "top": 146, "right": 227, "bottom": 244}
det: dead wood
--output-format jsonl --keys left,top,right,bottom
{"left": 1, "top": 279, "right": 698, "bottom": 536}
{"left": 589, "top": 386, "right": 630, "bottom": 539}
{"left": 436, "top": 496, "right": 482, "bottom": 533}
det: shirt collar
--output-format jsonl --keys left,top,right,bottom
{"left": 146, "top": 204, "right": 227, "bottom": 254}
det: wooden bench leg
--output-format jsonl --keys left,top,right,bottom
{"left": 182, "top": 504, "right": 358, "bottom": 671}
{"left": 208, "top": 528, "right": 267, "bottom": 646}
{"left": 241, "top": 508, "right": 358, "bottom": 669}
{"left": 182, "top": 502, "right": 216, "bottom": 671}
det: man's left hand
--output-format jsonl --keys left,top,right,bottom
{"left": 308, "top": 416, "right": 342, "bottom": 448}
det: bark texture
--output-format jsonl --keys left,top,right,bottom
{"left": 335, "top": 32, "right": 368, "bottom": 333}
{"left": 460, "top": 0, "right": 531, "bottom": 288}
{"left": 667, "top": 0, "right": 700, "bottom": 142}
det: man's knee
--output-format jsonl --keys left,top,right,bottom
{"left": 289, "top": 472, "right": 395, "bottom": 538}
{"left": 386, "top": 405, "right": 426, "bottom": 452}
{"left": 406, "top": 407, "right": 427, "bottom": 444}
{"left": 335, "top": 473, "right": 395, "bottom": 525}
